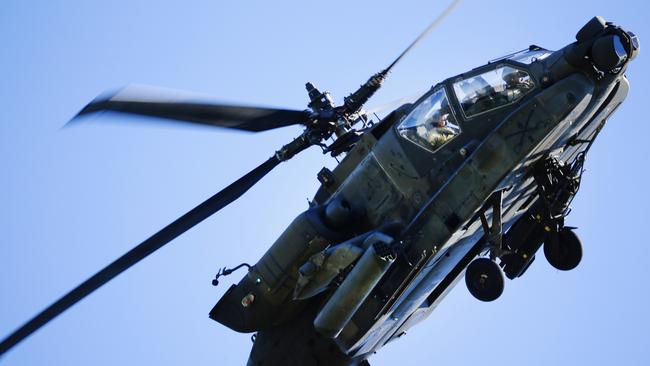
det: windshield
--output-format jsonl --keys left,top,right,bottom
{"left": 396, "top": 88, "right": 461, "bottom": 152}
{"left": 453, "top": 65, "right": 534, "bottom": 118}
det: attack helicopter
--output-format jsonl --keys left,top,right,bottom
{"left": 0, "top": 6, "right": 640, "bottom": 365}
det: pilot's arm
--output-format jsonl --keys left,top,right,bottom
{"left": 427, "top": 127, "right": 456, "bottom": 149}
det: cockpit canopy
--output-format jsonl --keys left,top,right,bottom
{"left": 453, "top": 65, "right": 534, "bottom": 118}
{"left": 396, "top": 60, "right": 538, "bottom": 152}
{"left": 396, "top": 87, "right": 461, "bottom": 153}
{"left": 489, "top": 46, "right": 553, "bottom": 65}
{"left": 504, "top": 48, "right": 552, "bottom": 64}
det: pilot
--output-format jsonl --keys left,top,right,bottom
{"left": 425, "top": 109, "right": 457, "bottom": 149}
{"left": 501, "top": 68, "right": 532, "bottom": 101}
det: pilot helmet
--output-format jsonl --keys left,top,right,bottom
{"left": 502, "top": 68, "right": 525, "bottom": 85}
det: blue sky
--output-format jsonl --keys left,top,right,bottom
{"left": 1, "top": 1, "right": 649, "bottom": 365}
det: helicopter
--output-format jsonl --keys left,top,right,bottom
{"left": 0, "top": 4, "right": 641, "bottom": 365}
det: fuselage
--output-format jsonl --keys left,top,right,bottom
{"left": 210, "top": 17, "right": 638, "bottom": 365}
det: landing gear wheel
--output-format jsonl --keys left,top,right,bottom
{"left": 465, "top": 258, "right": 504, "bottom": 302}
{"left": 544, "top": 228, "right": 583, "bottom": 271}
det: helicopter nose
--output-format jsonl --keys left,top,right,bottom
{"left": 589, "top": 27, "right": 641, "bottom": 72}
{"left": 573, "top": 17, "right": 640, "bottom": 72}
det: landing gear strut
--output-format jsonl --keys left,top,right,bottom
{"left": 466, "top": 191, "right": 506, "bottom": 302}
{"left": 534, "top": 154, "right": 586, "bottom": 271}
{"left": 465, "top": 153, "right": 587, "bottom": 301}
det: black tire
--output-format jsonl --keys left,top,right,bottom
{"left": 543, "top": 229, "right": 583, "bottom": 271}
{"left": 465, "top": 258, "right": 505, "bottom": 302}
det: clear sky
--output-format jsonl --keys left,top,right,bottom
{"left": 1, "top": 1, "right": 648, "bottom": 365}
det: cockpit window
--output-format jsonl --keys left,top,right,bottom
{"left": 453, "top": 66, "right": 534, "bottom": 118}
{"left": 396, "top": 87, "right": 460, "bottom": 152}
{"left": 507, "top": 49, "right": 552, "bottom": 64}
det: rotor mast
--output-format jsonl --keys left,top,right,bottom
{"left": 305, "top": 0, "right": 461, "bottom": 138}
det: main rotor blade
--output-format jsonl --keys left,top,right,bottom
{"left": 0, "top": 155, "right": 282, "bottom": 356}
{"left": 384, "top": 0, "right": 461, "bottom": 73}
{"left": 339, "top": 0, "right": 461, "bottom": 115}
{"left": 71, "top": 85, "right": 312, "bottom": 132}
